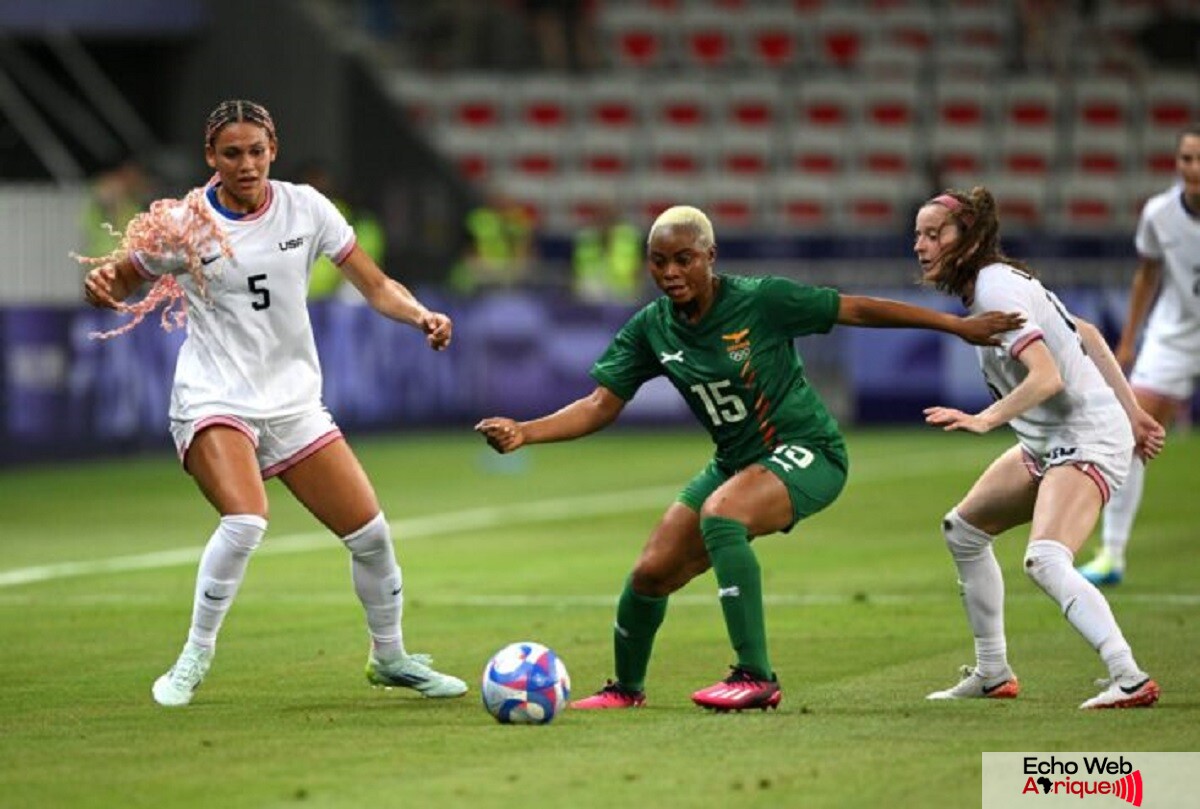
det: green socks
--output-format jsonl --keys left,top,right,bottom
{"left": 613, "top": 576, "right": 667, "bottom": 693}
{"left": 701, "top": 515, "right": 771, "bottom": 679}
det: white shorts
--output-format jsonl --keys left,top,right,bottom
{"left": 1019, "top": 443, "right": 1131, "bottom": 505}
{"left": 1131, "top": 337, "right": 1200, "bottom": 400}
{"left": 170, "top": 407, "right": 343, "bottom": 479}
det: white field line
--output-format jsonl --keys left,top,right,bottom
{"left": 0, "top": 447, "right": 1176, "bottom": 601}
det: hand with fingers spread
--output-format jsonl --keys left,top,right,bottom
{"left": 923, "top": 405, "right": 994, "bottom": 434}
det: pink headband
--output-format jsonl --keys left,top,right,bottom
{"left": 928, "top": 194, "right": 975, "bottom": 227}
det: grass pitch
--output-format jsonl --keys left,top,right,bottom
{"left": 1, "top": 429, "right": 1196, "bottom": 808}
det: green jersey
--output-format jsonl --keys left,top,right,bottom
{"left": 591, "top": 274, "right": 846, "bottom": 472}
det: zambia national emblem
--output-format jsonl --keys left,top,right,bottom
{"left": 722, "top": 328, "right": 751, "bottom": 362}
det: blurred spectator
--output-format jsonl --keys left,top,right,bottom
{"left": 298, "top": 160, "right": 387, "bottom": 300}
{"left": 523, "top": 0, "right": 600, "bottom": 73}
{"left": 81, "top": 160, "right": 153, "bottom": 259}
{"left": 450, "top": 188, "right": 536, "bottom": 295}
{"left": 572, "top": 201, "right": 643, "bottom": 303}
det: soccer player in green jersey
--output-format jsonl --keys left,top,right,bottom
{"left": 475, "top": 205, "right": 1022, "bottom": 712}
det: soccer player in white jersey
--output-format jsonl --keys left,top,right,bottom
{"left": 1079, "top": 125, "right": 1200, "bottom": 587}
{"left": 913, "top": 187, "right": 1164, "bottom": 709}
{"left": 81, "top": 99, "right": 467, "bottom": 706}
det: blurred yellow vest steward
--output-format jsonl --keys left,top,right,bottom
{"left": 308, "top": 198, "right": 387, "bottom": 299}
{"left": 572, "top": 221, "right": 642, "bottom": 303}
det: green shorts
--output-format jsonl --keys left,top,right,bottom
{"left": 678, "top": 442, "right": 849, "bottom": 531}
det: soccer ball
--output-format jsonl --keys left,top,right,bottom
{"left": 481, "top": 642, "right": 571, "bottom": 725}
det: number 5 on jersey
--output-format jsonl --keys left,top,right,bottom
{"left": 248, "top": 273, "right": 270, "bottom": 310}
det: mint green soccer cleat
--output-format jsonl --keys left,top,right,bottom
{"left": 152, "top": 642, "right": 213, "bottom": 707}
{"left": 1078, "top": 551, "right": 1123, "bottom": 587}
{"left": 366, "top": 651, "right": 468, "bottom": 698}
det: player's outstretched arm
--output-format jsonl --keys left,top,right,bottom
{"left": 836, "top": 294, "right": 1024, "bottom": 346}
{"left": 475, "top": 386, "right": 625, "bottom": 453}
{"left": 924, "top": 340, "right": 1063, "bottom": 434}
{"left": 339, "top": 245, "right": 452, "bottom": 350}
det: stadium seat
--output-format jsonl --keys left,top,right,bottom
{"left": 858, "top": 41, "right": 926, "bottom": 79}
{"left": 933, "top": 79, "right": 995, "bottom": 133}
{"left": 742, "top": 6, "right": 805, "bottom": 71}
{"left": 680, "top": 7, "right": 738, "bottom": 70}
{"left": 388, "top": 74, "right": 446, "bottom": 129}
{"left": 999, "top": 127, "right": 1061, "bottom": 176}
{"left": 1142, "top": 72, "right": 1198, "bottom": 131}
{"left": 577, "top": 128, "right": 639, "bottom": 178}
{"left": 781, "top": 126, "right": 853, "bottom": 177}
{"left": 558, "top": 174, "right": 626, "bottom": 231}
{"left": 929, "top": 127, "right": 994, "bottom": 176}
{"left": 838, "top": 174, "right": 920, "bottom": 232}
{"left": 645, "top": 77, "right": 714, "bottom": 132}
{"left": 1124, "top": 172, "right": 1175, "bottom": 225}
{"left": 1069, "top": 127, "right": 1133, "bottom": 177}
{"left": 628, "top": 172, "right": 706, "bottom": 227}
{"left": 1071, "top": 76, "right": 1135, "bottom": 131}
{"left": 789, "top": 75, "right": 861, "bottom": 132}
{"left": 647, "top": 129, "right": 711, "bottom": 177}
{"left": 1052, "top": 174, "right": 1124, "bottom": 232}
{"left": 875, "top": 4, "right": 935, "bottom": 53}
{"left": 438, "top": 127, "right": 502, "bottom": 183}
{"left": 812, "top": 7, "right": 871, "bottom": 71}
{"left": 442, "top": 74, "right": 511, "bottom": 131}
{"left": 714, "top": 128, "right": 777, "bottom": 177}
{"left": 578, "top": 76, "right": 643, "bottom": 132}
{"left": 861, "top": 79, "right": 921, "bottom": 130}
{"left": 857, "top": 127, "right": 920, "bottom": 178}
{"left": 510, "top": 76, "right": 579, "bottom": 132}
{"left": 767, "top": 174, "right": 839, "bottom": 232}
{"left": 703, "top": 176, "right": 763, "bottom": 232}
{"left": 602, "top": 5, "right": 674, "bottom": 70}
{"left": 719, "top": 77, "right": 782, "bottom": 131}
{"left": 505, "top": 129, "right": 569, "bottom": 178}
{"left": 984, "top": 173, "right": 1051, "bottom": 232}
{"left": 1000, "top": 77, "right": 1062, "bottom": 132}
{"left": 493, "top": 173, "right": 563, "bottom": 231}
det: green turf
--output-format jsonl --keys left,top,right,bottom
{"left": 1, "top": 429, "right": 1196, "bottom": 808}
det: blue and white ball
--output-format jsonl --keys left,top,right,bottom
{"left": 481, "top": 642, "right": 571, "bottom": 725}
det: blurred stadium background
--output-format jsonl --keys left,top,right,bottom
{"left": 2, "top": 0, "right": 1199, "bottom": 466}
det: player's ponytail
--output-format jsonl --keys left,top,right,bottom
{"left": 73, "top": 187, "right": 233, "bottom": 339}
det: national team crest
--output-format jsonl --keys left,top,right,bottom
{"left": 722, "top": 328, "right": 751, "bottom": 362}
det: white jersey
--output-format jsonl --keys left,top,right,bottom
{"left": 1136, "top": 186, "right": 1200, "bottom": 353}
{"left": 133, "top": 180, "right": 355, "bottom": 421}
{"left": 970, "top": 263, "right": 1131, "bottom": 458}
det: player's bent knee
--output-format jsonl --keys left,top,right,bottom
{"left": 942, "top": 509, "right": 993, "bottom": 560}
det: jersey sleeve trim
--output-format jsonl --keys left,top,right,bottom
{"left": 1011, "top": 330, "right": 1044, "bottom": 359}
{"left": 587, "top": 371, "right": 635, "bottom": 402}
{"left": 332, "top": 236, "right": 357, "bottom": 266}
{"left": 130, "top": 252, "right": 156, "bottom": 281}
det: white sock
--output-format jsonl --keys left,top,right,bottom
{"left": 1101, "top": 457, "right": 1144, "bottom": 569}
{"left": 1023, "top": 539, "right": 1141, "bottom": 680}
{"left": 343, "top": 513, "right": 405, "bottom": 658}
{"left": 188, "top": 514, "right": 267, "bottom": 649}
{"left": 942, "top": 510, "right": 1008, "bottom": 675}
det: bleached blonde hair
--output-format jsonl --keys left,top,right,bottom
{"left": 647, "top": 205, "right": 715, "bottom": 249}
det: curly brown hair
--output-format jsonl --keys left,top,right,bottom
{"left": 923, "top": 186, "right": 1033, "bottom": 298}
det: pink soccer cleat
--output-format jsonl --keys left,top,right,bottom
{"left": 570, "top": 680, "right": 646, "bottom": 710}
{"left": 691, "top": 666, "right": 782, "bottom": 712}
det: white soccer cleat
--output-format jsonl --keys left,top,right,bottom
{"left": 1079, "top": 676, "right": 1159, "bottom": 710}
{"left": 926, "top": 665, "right": 1020, "bottom": 700}
{"left": 152, "top": 642, "right": 213, "bottom": 707}
{"left": 366, "top": 651, "right": 468, "bottom": 698}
